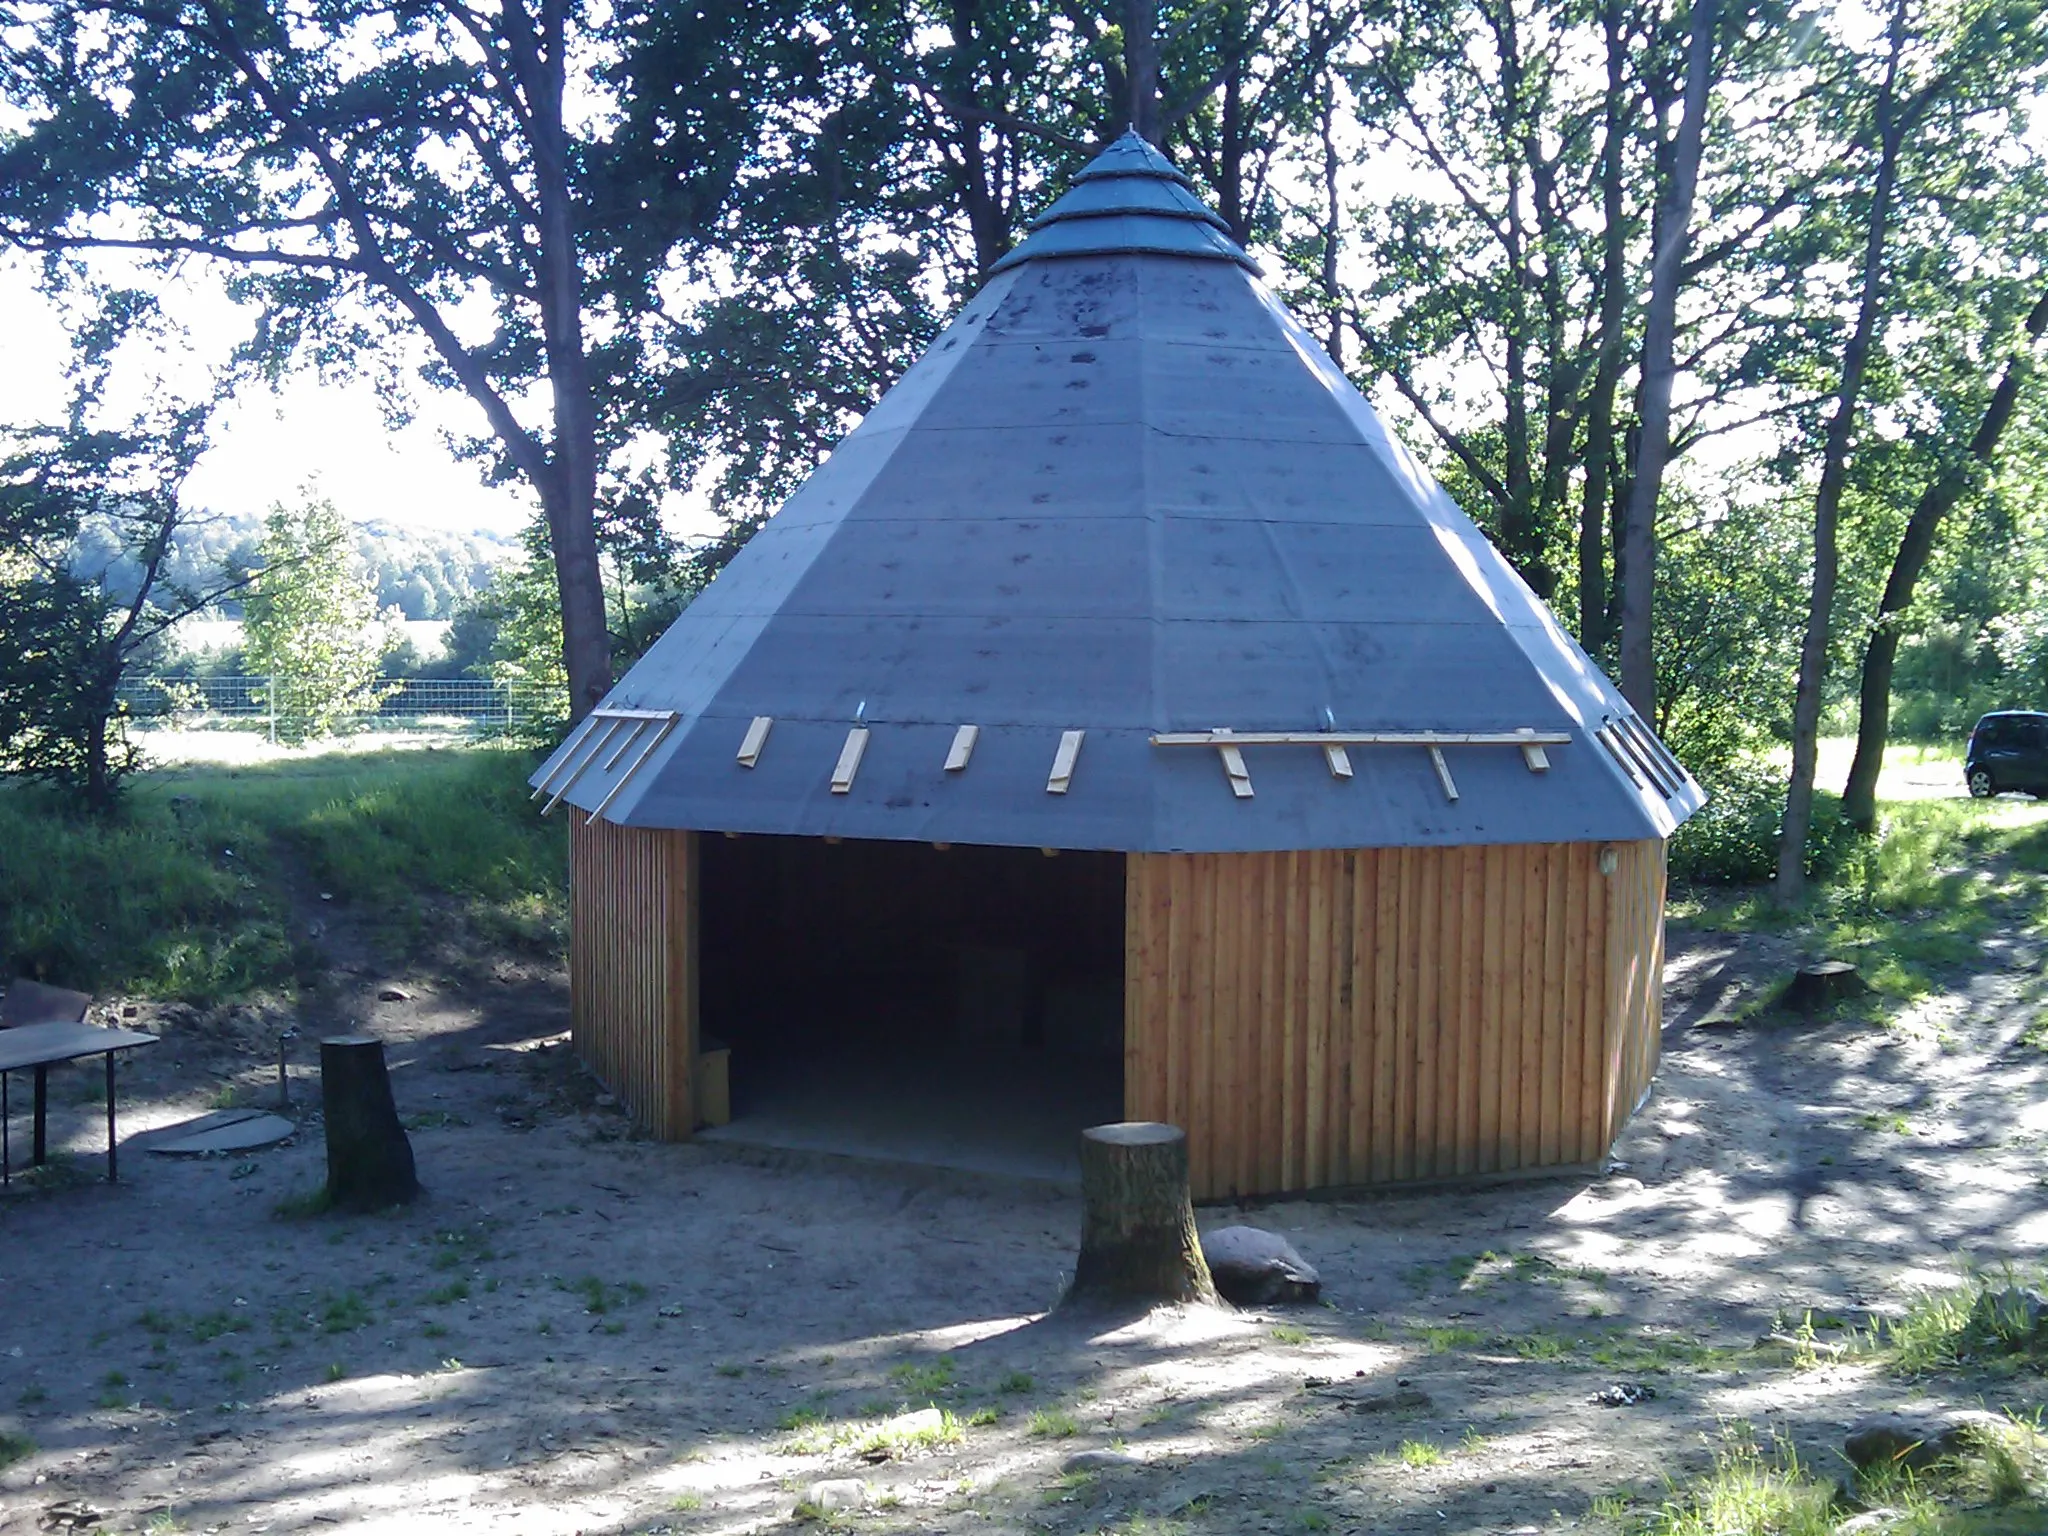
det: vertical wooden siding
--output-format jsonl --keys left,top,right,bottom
{"left": 1125, "top": 839, "right": 1665, "bottom": 1200}
{"left": 568, "top": 815, "right": 697, "bottom": 1138}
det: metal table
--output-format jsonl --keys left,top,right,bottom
{"left": 0, "top": 1023, "right": 159, "bottom": 1185}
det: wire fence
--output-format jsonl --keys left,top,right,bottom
{"left": 116, "top": 674, "right": 562, "bottom": 740}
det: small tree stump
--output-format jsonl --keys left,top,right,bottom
{"left": 1785, "top": 961, "right": 1868, "bottom": 1014}
{"left": 1065, "top": 1122, "right": 1219, "bottom": 1307}
{"left": 321, "top": 1034, "right": 419, "bottom": 1211}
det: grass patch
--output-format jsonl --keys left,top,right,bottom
{"left": 1396, "top": 1439, "right": 1442, "bottom": 1468}
{"left": 558, "top": 1275, "right": 647, "bottom": 1315}
{"left": 0, "top": 748, "right": 563, "bottom": 1002}
{"left": 1270, "top": 1323, "right": 1310, "bottom": 1345}
{"left": 999, "top": 1370, "right": 1034, "bottom": 1394}
{"left": 1635, "top": 1421, "right": 2048, "bottom": 1536}
{"left": 777, "top": 1399, "right": 832, "bottom": 1432}
{"left": 851, "top": 1407, "right": 964, "bottom": 1459}
{"left": 1673, "top": 790, "right": 2048, "bottom": 1003}
{"left": 1416, "top": 1324, "right": 1486, "bottom": 1352}
{"left": 1028, "top": 1408, "right": 1079, "bottom": 1438}
{"left": 0, "top": 1430, "right": 33, "bottom": 1470}
{"left": 887, "top": 1354, "right": 957, "bottom": 1398}
{"left": 1865, "top": 1265, "right": 2048, "bottom": 1375}
{"left": 317, "top": 1291, "right": 373, "bottom": 1334}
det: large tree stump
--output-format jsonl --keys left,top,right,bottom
{"left": 1065, "top": 1122, "right": 1220, "bottom": 1307}
{"left": 1785, "top": 961, "right": 1868, "bottom": 1014}
{"left": 321, "top": 1035, "right": 419, "bottom": 1211}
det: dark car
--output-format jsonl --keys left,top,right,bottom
{"left": 1966, "top": 711, "right": 2048, "bottom": 798}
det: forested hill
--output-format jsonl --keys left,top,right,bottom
{"left": 70, "top": 509, "right": 517, "bottom": 621}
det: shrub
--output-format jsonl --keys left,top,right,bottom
{"left": 1669, "top": 757, "right": 1855, "bottom": 886}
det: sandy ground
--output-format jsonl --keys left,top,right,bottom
{"left": 5, "top": 829, "right": 2048, "bottom": 1535}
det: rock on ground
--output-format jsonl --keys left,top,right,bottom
{"left": 799, "top": 1479, "right": 870, "bottom": 1515}
{"left": 1201, "top": 1225, "right": 1321, "bottom": 1305}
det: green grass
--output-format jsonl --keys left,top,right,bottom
{"left": 1270, "top": 1323, "right": 1310, "bottom": 1345}
{"left": 887, "top": 1354, "right": 957, "bottom": 1397}
{"left": 1415, "top": 1324, "right": 1486, "bottom": 1352}
{"left": 1673, "top": 790, "right": 2048, "bottom": 1002}
{"left": 1634, "top": 1437, "right": 1840, "bottom": 1536}
{"left": 998, "top": 1370, "right": 1034, "bottom": 1394}
{"left": 1634, "top": 1422, "right": 2048, "bottom": 1536}
{"left": 0, "top": 1430, "right": 33, "bottom": 1470}
{"left": 1864, "top": 1264, "right": 2048, "bottom": 1375}
{"left": 318, "top": 1291, "right": 374, "bottom": 1334}
{"left": 0, "top": 747, "right": 564, "bottom": 1002}
{"left": 1028, "top": 1408, "right": 1079, "bottom": 1438}
{"left": 1395, "top": 1439, "right": 1442, "bottom": 1468}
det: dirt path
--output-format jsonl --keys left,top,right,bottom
{"left": 4, "top": 902, "right": 2047, "bottom": 1536}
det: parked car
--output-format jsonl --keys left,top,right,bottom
{"left": 1965, "top": 710, "right": 2048, "bottom": 798}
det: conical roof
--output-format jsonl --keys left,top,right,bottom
{"left": 535, "top": 132, "right": 1703, "bottom": 852}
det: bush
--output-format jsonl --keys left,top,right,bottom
{"left": 1669, "top": 757, "right": 1856, "bottom": 886}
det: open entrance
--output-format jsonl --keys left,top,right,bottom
{"left": 696, "top": 835, "right": 1126, "bottom": 1183}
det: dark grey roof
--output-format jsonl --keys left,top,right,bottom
{"left": 991, "top": 132, "right": 1256, "bottom": 274}
{"left": 536, "top": 132, "right": 1703, "bottom": 852}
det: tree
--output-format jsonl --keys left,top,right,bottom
{"left": 0, "top": 403, "right": 235, "bottom": 811}
{"left": 1776, "top": 0, "right": 2048, "bottom": 890}
{"left": 1616, "top": 0, "right": 1721, "bottom": 716}
{"left": 242, "top": 495, "right": 389, "bottom": 744}
{"left": 0, "top": 0, "right": 794, "bottom": 722}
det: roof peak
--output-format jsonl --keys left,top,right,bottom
{"left": 989, "top": 130, "right": 1258, "bottom": 275}
{"left": 1071, "top": 129, "right": 1196, "bottom": 189}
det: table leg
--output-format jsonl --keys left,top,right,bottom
{"left": 106, "top": 1051, "right": 118, "bottom": 1184}
{"left": 32, "top": 1063, "right": 47, "bottom": 1166}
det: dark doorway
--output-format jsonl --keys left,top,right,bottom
{"left": 696, "top": 835, "right": 1126, "bottom": 1182}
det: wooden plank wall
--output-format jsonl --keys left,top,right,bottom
{"left": 568, "top": 815, "right": 697, "bottom": 1139}
{"left": 1124, "top": 839, "right": 1665, "bottom": 1201}
{"left": 1604, "top": 838, "right": 1667, "bottom": 1139}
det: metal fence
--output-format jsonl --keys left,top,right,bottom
{"left": 116, "top": 674, "right": 562, "bottom": 739}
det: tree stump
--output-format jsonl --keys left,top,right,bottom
{"left": 321, "top": 1035, "right": 419, "bottom": 1211}
{"left": 1785, "top": 961, "right": 1868, "bottom": 1014}
{"left": 1065, "top": 1122, "right": 1219, "bottom": 1307}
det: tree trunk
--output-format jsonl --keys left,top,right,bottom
{"left": 321, "top": 1035, "right": 420, "bottom": 1212}
{"left": 1842, "top": 283, "right": 2048, "bottom": 829}
{"left": 1065, "top": 1122, "right": 1219, "bottom": 1306}
{"left": 1785, "top": 960, "right": 1868, "bottom": 1013}
{"left": 533, "top": 0, "right": 613, "bottom": 722}
{"left": 1125, "top": 0, "right": 1162, "bottom": 143}
{"left": 1778, "top": 0, "right": 1910, "bottom": 897}
{"left": 1618, "top": 0, "right": 1720, "bottom": 717}
{"left": 1579, "top": 0, "right": 1631, "bottom": 653}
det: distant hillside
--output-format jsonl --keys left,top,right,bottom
{"left": 72, "top": 508, "right": 518, "bottom": 621}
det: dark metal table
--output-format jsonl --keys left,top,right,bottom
{"left": 0, "top": 1023, "right": 159, "bottom": 1184}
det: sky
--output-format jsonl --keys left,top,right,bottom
{"left": 1, "top": 254, "right": 538, "bottom": 538}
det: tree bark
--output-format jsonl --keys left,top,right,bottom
{"left": 1618, "top": 0, "right": 1720, "bottom": 717}
{"left": 1841, "top": 283, "right": 2048, "bottom": 829}
{"left": 1065, "top": 1122, "right": 1220, "bottom": 1306}
{"left": 321, "top": 1035, "right": 420, "bottom": 1212}
{"left": 1778, "top": 0, "right": 1910, "bottom": 897}
{"left": 1579, "top": 0, "right": 1632, "bottom": 653}
{"left": 1125, "top": 0, "right": 1162, "bottom": 143}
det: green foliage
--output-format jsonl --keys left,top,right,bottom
{"left": 0, "top": 748, "right": 564, "bottom": 1000}
{"left": 1670, "top": 757, "right": 1854, "bottom": 885}
{"left": 243, "top": 496, "right": 393, "bottom": 744}
{"left": 0, "top": 1430, "right": 34, "bottom": 1470}
{"left": 1866, "top": 1265, "right": 2048, "bottom": 1376}
{"left": 1633, "top": 1435, "right": 1842, "bottom": 1536}
{"left": 0, "top": 397, "right": 228, "bottom": 811}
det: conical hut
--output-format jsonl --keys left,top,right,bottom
{"left": 532, "top": 132, "right": 1702, "bottom": 1199}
